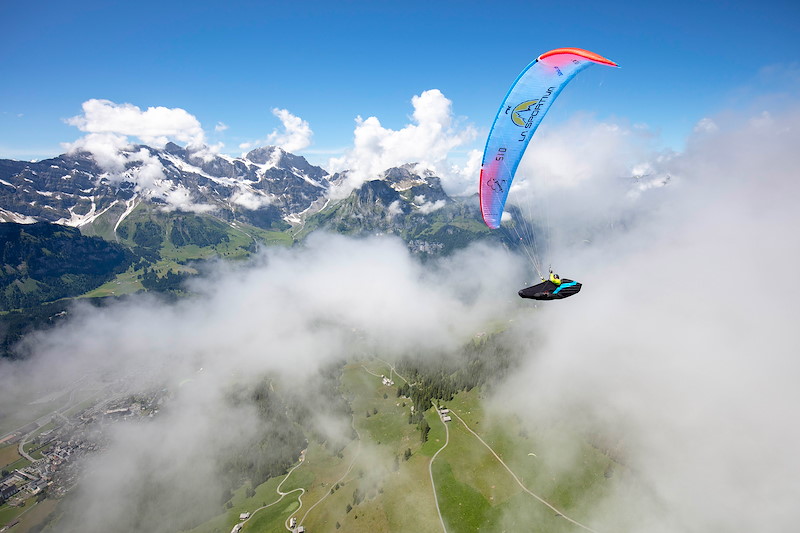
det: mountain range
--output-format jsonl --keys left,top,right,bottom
{"left": 0, "top": 143, "right": 507, "bottom": 245}
{"left": 0, "top": 143, "right": 519, "bottom": 318}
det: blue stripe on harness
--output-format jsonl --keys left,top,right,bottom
{"left": 553, "top": 280, "right": 578, "bottom": 294}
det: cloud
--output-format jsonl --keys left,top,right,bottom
{"left": 413, "top": 195, "right": 446, "bottom": 214}
{"left": 267, "top": 108, "right": 313, "bottom": 152}
{"left": 63, "top": 100, "right": 215, "bottom": 212}
{"left": 230, "top": 187, "right": 272, "bottom": 210}
{"left": 238, "top": 108, "right": 313, "bottom": 154}
{"left": 215, "top": 121, "right": 229, "bottom": 132}
{"left": 496, "top": 114, "right": 670, "bottom": 265}
{"left": 327, "top": 89, "right": 478, "bottom": 198}
{"left": 63, "top": 132, "right": 132, "bottom": 172}
{"left": 66, "top": 99, "right": 206, "bottom": 148}
{"left": 0, "top": 235, "right": 522, "bottom": 533}
{"left": 495, "top": 104, "right": 800, "bottom": 532}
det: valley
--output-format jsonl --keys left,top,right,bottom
{"left": 0, "top": 350, "right": 628, "bottom": 533}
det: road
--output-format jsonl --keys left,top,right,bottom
{"left": 296, "top": 428, "right": 362, "bottom": 527}
{"left": 239, "top": 455, "right": 306, "bottom": 531}
{"left": 241, "top": 407, "right": 364, "bottom": 532}
{"left": 429, "top": 401, "right": 450, "bottom": 533}
{"left": 447, "top": 408, "right": 601, "bottom": 533}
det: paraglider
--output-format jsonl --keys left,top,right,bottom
{"left": 518, "top": 270, "right": 582, "bottom": 301}
{"left": 478, "top": 47, "right": 618, "bottom": 301}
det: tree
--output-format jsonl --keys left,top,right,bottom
{"left": 419, "top": 419, "right": 431, "bottom": 443}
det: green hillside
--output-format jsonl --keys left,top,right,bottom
{"left": 0, "top": 222, "right": 133, "bottom": 311}
{"left": 180, "top": 336, "right": 628, "bottom": 533}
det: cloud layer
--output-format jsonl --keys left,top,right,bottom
{"left": 0, "top": 235, "right": 522, "bottom": 533}
{"left": 498, "top": 105, "right": 800, "bottom": 532}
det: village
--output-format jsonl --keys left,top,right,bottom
{"left": 0, "top": 387, "right": 167, "bottom": 531}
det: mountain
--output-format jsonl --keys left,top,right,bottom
{"left": 0, "top": 144, "right": 514, "bottom": 256}
{"left": 0, "top": 143, "right": 332, "bottom": 233}
{"left": 299, "top": 165, "right": 505, "bottom": 257}
{"left": 0, "top": 145, "right": 519, "bottom": 317}
{"left": 0, "top": 222, "right": 133, "bottom": 311}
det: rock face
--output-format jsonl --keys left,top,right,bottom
{"left": 0, "top": 144, "right": 333, "bottom": 231}
{"left": 0, "top": 146, "right": 515, "bottom": 259}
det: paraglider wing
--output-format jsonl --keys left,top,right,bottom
{"left": 479, "top": 48, "right": 618, "bottom": 229}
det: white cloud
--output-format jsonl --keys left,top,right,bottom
{"left": 63, "top": 100, "right": 215, "bottom": 212}
{"left": 413, "top": 195, "right": 446, "bottom": 214}
{"left": 266, "top": 108, "right": 313, "bottom": 152}
{"left": 230, "top": 187, "right": 272, "bottom": 210}
{"left": 215, "top": 121, "right": 229, "bottom": 132}
{"left": 66, "top": 99, "right": 206, "bottom": 148}
{"left": 63, "top": 132, "right": 132, "bottom": 172}
{"left": 327, "top": 89, "right": 478, "bottom": 198}
{"left": 497, "top": 104, "right": 800, "bottom": 532}
{"left": 693, "top": 117, "right": 718, "bottom": 134}
{"left": 517, "top": 113, "right": 654, "bottom": 192}
{"left": 238, "top": 108, "right": 313, "bottom": 154}
{"left": 387, "top": 199, "right": 403, "bottom": 217}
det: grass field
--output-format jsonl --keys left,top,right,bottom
{"left": 6, "top": 498, "right": 58, "bottom": 533}
{"left": 20, "top": 355, "right": 627, "bottom": 533}
{"left": 0, "top": 444, "right": 21, "bottom": 470}
{"left": 185, "top": 357, "right": 627, "bottom": 532}
{"left": 0, "top": 494, "right": 42, "bottom": 530}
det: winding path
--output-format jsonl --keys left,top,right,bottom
{"left": 296, "top": 434, "right": 361, "bottom": 527}
{"left": 429, "top": 401, "right": 450, "bottom": 533}
{"left": 243, "top": 370, "right": 365, "bottom": 532}
{"left": 369, "top": 359, "right": 599, "bottom": 532}
{"left": 448, "top": 408, "right": 601, "bottom": 533}
{"left": 240, "top": 457, "right": 305, "bottom": 531}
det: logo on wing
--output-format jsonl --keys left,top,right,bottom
{"left": 511, "top": 100, "right": 538, "bottom": 127}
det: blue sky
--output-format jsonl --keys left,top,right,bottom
{"left": 1, "top": 0, "right": 798, "bottom": 166}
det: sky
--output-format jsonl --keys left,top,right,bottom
{"left": 1, "top": 0, "right": 799, "bottom": 169}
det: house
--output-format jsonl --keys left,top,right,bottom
{"left": 239, "top": 512, "right": 250, "bottom": 520}
{"left": 442, "top": 416, "right": 452, "bottom": 422}
{"left": 0, "top": 483, "right": 19, "bottom": 503}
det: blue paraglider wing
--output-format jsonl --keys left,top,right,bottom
{"left": 479, "top": 48, "right": 618, "bottom": 229}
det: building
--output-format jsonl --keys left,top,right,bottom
{"left": 0, "top": 483, "right": 19, "bottom": 503}
{"left": 239, "top": 512, "right": 250, "bottom": 520}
